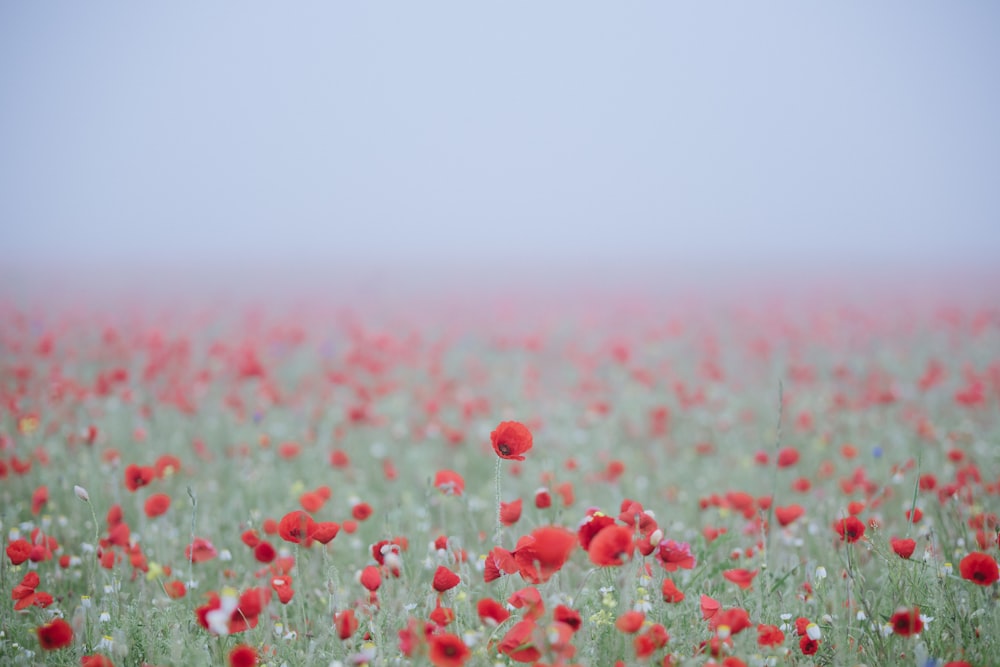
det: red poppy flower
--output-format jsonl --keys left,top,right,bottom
{"left": 554, "top": 604, "right": 582, "bottom": 632}
{"left": 513, "top": 526, "right": 576, "bottom": 583}
{"left": 799, "top": 636, "right": 820, "bottom": 655}
{"left": 434, "top": 470, "right": 465, "bottom": 496}
{"left": 144, "top": 493, "right": 171, "bottom": 518}
{"left": 775, "top": 504, "right": 805, "bottom": 527}
{"left": 507, "top": 586, "right": 545, "bottom": 620}
{"left": 723, "top": 568, "right": 758, "bottom": 590}
{"left": 710, "top": 608, "right": 752, "bottom": 635}
{"left": 757, "top": 623, "right": 785, "bottom": 647}
{"left": 500, "top": 498, "right": 523, "bottom": 526}
{"left": 656, "top": 539, "right": 696, "bottom": 571}
{"left": 164, "top": 580, "right": 187, "bottom": 599}
{"left": 253, "top": 541, "right": 276, "bottom": 563}
{"left": 587, "top": 524, "right": 634, "bottom": 566}
{"left": 661, "top": 578, "right": 685, "bottom": 603}
{"left": 335, "top": 609, "right": 359, "bottom": 640}
{"left": 634, "top": 624, "right": 669, "bottom": 657}
{"left": 308, "top": 521, "right": 340, "bottom": 544}
{"left": 578, "top": 512, "right": 616, "bottom": 550}
{"left": 360, "top": 565, "right": 382, "bottom": 592}
{"left": 890, "top": 537, "right": 916, "bottom": 559}
{"left": 433, "top": 566, "right": 461, "bottom": 592}
{"left": 278, "top": 511, "right": 316, "bottom": 545}
{"left": 81, "top": 655, "right": 115, "bottom": 667}
{"left": 430, "top": 601, "right": 455, "bottom": 626}
{"left": 476, "top": 597, "right": 510, "bottom": 626}
{"left": 124, "top": 464, "right": 155, "bottom": 492}
{"left": 959, "top": 552, "right": 999, "bottom": 586}
{"left": 428, "top": 632, "right": 470, "bottom": 667}
{"left": 776, "top": 447, "right": 800, "bottom": 467}
{"left": 498, "top": 619, "right": 541, "bottom": 663}
{"left": 700, "top": 594, "right": 721, "bottom": 620}
{"left": 185, "top": 538, "right": 218, "bottom": 563}
{"left": 36, "top": 618, "right": 73, "bottom": 650}
{"left": 299, "top": 491, "right": 325, "bottom": 513}
{"left": 889, "top": 607, "right": 923, "bottom": 636}
{"left": 490, "top": 421, "right": 533, "bottom": 461}
{"left": 229, "top": 644, "right": 259, "bottom": 667}
{"left": 351, "top": 502, "right": 373, "bottom": 521}
{"left": 31, "top": 485, "right": 48, "bottom": 514}
{"left": 6, "top": 538, "right": 31, "bottom": 565}
{"left": 615, "top": 610, "right": 645, "bottom": 633}
{"left": 484, "top": 546, "right": 518, "bottom": 583}
{"left": 833, "top": 517, "right": 865, "bottom": 543}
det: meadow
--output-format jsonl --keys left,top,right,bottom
{"left": 1, "top": 288, "right": 997, "bottom": 667}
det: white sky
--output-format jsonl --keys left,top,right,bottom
{"left": 1, "top": 2, "right": 998, "bottom": 287}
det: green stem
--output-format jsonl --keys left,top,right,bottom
{"left": 494, "top": 457, "right": 502, "bottom": 545}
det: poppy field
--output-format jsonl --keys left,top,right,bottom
{"left": 1, "top": 288, "right": 998, "bottom": 667}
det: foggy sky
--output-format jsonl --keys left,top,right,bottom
{"left": 2, "top": 2, "right": 999, "bottom": 285}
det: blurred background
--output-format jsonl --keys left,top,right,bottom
{"left": 2, "top": 2, "right": 998, "bottom": 304}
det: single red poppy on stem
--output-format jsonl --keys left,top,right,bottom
{"left": 491, "top": 421, "right": 533, "bottom": 461}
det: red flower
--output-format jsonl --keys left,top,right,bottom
{"left": 661, "top": 578, "right": 685, "bottom": 603}
{"left": 164, "top": 580, "right": 187, "bottom": 599}
{"left": 185, "top": 538, "right": 218, "bottom": 563}
{"left": 577, "top": 512, "right": 616, "bottom": 550}
{"left": 757, "top": 623, "right": 785, "bottom": 647}
{"left": 498, "top": 619, "right": 541, "bottom": 663}
{"left": 833, "top": 516, "right": 865, "bottom": 543}
{"left": 124, "top": 464, "right": 155, "bottom": 492}
{"left": 500, "top": 499, "right": 523, "bottom": 526}
{"left": 587, "top": 524, "right": 634, "bottom": 566}
{"left": 335, "top": 609, "right": 359, "bottom": 639}
{"left": 483, "top": 546, "right": 518, "bottom": 582}
{"left": 890, "top": 537, "right": 916, "bottom": 559}
{"left": 229, "top": 644, "right": 259, "bottom": 667}
{"left": 554, "top": 604, "right": 582, "bottom": 631}
{"left": 144, "top": 493, "right": 171, "bottom": 518}
{"left": 799, "top": 636, "right": 820, "bottom": 655}
{"left": 710, "top": 608, "right": 752, "bottom": 635}
{"left": 195, "top": 587, "right": 270, "bottom": 635}
{"left": 433, "top": 566, "right": 461, "bottom": 592}
{"left": 776, "top": 447, "right": 800, "bottom": 467}
{"left": 656, "top": 539, "right": 696, "bottom": 571}
{"left": 723, "top": 568, "right": 758, "bottom": 590}
{"left": 513, "top": 526, "right": 576, "bottom": 583}
{"left": 615, "top": 610, "right": 645, "bottom": 633}
{"left": 428, "top": 632, "right": 470, "bottom": 667}
{"left": 774, "top": 504, "right": 804, "bottom": 527}
{"left": 490, "top": 421, "right": 533, "bottom": 461}
{"left": 351, "top": 502, "right": 373, "bottom": 521}
{"left": 889, "top": 607, "right": 923, "bottom": 636}
{"left": 476, "top": 597, "right": 510, "bottom": 626}
{"left": 308, "top": 521, "right": 340, "bottom": 544}
{"left": 700, "top": 594, "right": 721, "bottom": 620}
{"left": 36, "top": 618, "right": 73, "bottom": 650}
{"left": 278, "top": 511, "right": 316, "bottom": 545}
{"left": 360, "top": 565, "right": 382, "bottom": 592}
{"left": 507, "top": 586, "right": 545, "bottom": 620}
{"left": 434, "top": 470, "right": 465, "bottom": 496}
{"left": 254, "top": 541, "right": 276, "bottom": 563}
{"left": 81, "top": 656, "right": 115, "bottom": 667}
{"left": 6, "top": 539, "right": 31, "bottom": 565}
{"left": 31, "top": 485, "right": 48, "bottom": 515}
{"left": 959, "top": 552, "right": 999, "bottom": 586}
